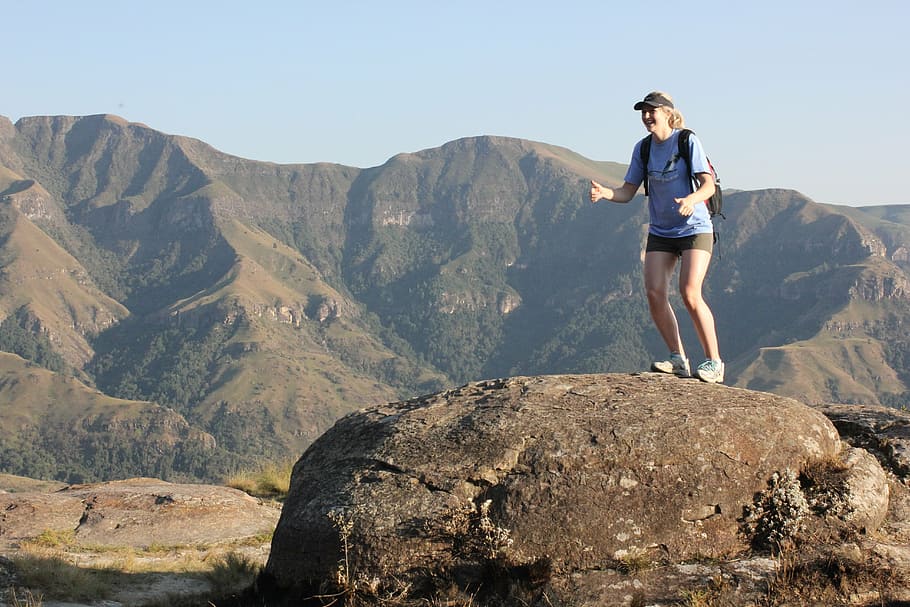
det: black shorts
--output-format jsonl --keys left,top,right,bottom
{"left": 646, "top": 232, "right": 714, "bottom": 257}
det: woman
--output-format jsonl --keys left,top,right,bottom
{"left": 589, "top": 91, "right": 723, "bottom": 383}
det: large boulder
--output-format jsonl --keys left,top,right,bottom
{"left": 265, "top": 373, "right": 844, "bottom": 599}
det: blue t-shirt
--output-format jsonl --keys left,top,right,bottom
{"left": 624, "top": 129, "right": 714, "bottom": 238}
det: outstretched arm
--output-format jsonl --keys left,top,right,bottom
{"left": 590, "top": 180, "right": 640, "bottom": 204}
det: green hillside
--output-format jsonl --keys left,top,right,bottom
{"left": 0, "top": 199, "right": 128, "bottom": 370}
{"left": 0, "top": 352, "right": 231, "bottom": 482}
{"left": 2, "top": 113, "right": 910, "bottom": 483}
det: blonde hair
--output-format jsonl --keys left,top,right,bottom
{"left": 648, "top": 90, "right": 686, "bottom": 129}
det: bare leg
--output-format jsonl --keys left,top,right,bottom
{"left": 643, "top": 251, "right": 685, "bottom": 356}
{"left": 678, "top": 248, "right": 720, "bottom": 360}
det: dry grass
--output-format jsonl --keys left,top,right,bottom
{"left": 757, "top": 533, "right": 901, "bottom": 606}
{"left": 677, "top": 574, "right": 739, "bottom": 607}
{"left": 616, "top": 549, "right": 653, "bottom": 575}
{"left": 24, "top": 528, "right": 76, "bottom": 550}
{"left": 9, "top": 552, "right": 115, "bottom": 601}
{"left": 225, "top": 457, "right": 295, "bottom": 499}
{"left": 800, "top": 454, "right": 850, "bottom": 487}
{"left": 7, "top": 538, "right": 267, "bottom": 604}
{"left": 5, "top": 587, "right": 44, "bottom": 606}
{"left": 203, "top": 551, "right": 261, "bottom": 590}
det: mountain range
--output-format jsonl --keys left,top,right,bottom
{"left": 1, "top": 113, "right": 908, "bottom": 483}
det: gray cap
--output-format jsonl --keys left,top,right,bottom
{"left": 633, "top": 92, "right": 674, "bottom": 110}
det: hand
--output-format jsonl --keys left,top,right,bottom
{"left": 590, "top": 180, "right": 607, "bottom": 204}
{"left": 675, "top": 196, "right": 695, "bottom": 216}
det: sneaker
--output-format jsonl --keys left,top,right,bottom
{"left": 695, "top": 359, "right": 725, "bottom": 384}
{"left": 651, "top": 353, "right": 690, "bottom": 377}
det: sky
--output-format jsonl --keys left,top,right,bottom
{"left": 4, "top": 0, "right": 908, "bottom": 206}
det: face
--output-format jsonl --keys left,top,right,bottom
{"left": 641, "top": 106, "right": 670, "bottom": 132}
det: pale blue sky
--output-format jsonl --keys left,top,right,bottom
{"left": 5, "top": 1, "right": 908, "bottom": 205}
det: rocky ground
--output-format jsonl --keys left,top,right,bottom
{"left": 0, "top": 477, "right": 281, "bottom": 606}
{"left": 4, "top": 377, "right": 910, "bottom": 606}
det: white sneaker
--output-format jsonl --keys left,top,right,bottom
{"left": 695, "top": 359, "right": 725, "bottom": 384}
{"left": 651, "top": 353, "right": 690, "bottom": 377}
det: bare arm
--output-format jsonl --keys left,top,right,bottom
{"left": 674, "top": 172, "right": 716, "bottom": 216}
{"left": 590, "top": 180, "right": 640, "bottom": 204}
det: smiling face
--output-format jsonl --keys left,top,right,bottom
{"left": 641, "top": 106, "right": 671, "bottom": 135}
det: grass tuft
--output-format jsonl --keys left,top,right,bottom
{"left": 203, "top": 551, "right": 261, "bottom": 591}
{"left": 616, "top": 549, "right": 653, "bottom": 575}
{"left": 25, "top": 529, "right": 76, "bottom": 550}
{"left": 224, "top": 457, "right": 295, "bottom": 499}
{"left": 9, "top": 554, "right": 114, "bottom": 601}
{"left": 7, "top": 587, "right": 44, "bottom": 607}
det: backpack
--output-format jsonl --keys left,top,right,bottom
{"left": 639, "top": 128, "right": 724, "bottom": 220}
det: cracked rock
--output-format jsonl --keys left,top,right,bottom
{"left": 265, "top": 373, "right": 844, "bottom": 596}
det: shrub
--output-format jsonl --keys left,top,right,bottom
{"left": 744, "top": 469, "right": 810, "bottom": 549}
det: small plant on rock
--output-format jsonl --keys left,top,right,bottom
{"left": 443, "top": 498, "right": 514, "bottom": 562}
{"left": 616, "top": 549, "right": 653, "bottom": 575}
{"left": 798, "top": 455, "right": 852, "bottom": 519}
{"left": 322, "top": 507, "right": 388, "bottom": 604}
{"left": 744, "top": 469, "right": 810, "bottom": 550}
{"left": 327, "top": 507, "right": 357, "bottom": 591}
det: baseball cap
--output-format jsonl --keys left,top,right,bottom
{"left": 633, "top": 92, "right": 674, "bottom": 111}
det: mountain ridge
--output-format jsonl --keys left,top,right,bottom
{"left": 1, "top": 113, "right": 909, "bottom": 483}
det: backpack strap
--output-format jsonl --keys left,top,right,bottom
{"left": 676, "top": 128, "right": 697, "bottom": 194}
{"left": 679, "top": 129, "right": 723, "bottom": 217}
{"left": 641, "top": 129, "right": 696, "bottom": 196}
{"left": 639, "top": 135, "right": 652, "bottom": 196}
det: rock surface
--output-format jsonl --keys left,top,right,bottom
{"left": 0, "top": 477, "right": 279, "bottom": 550}
{"left": 0, "top": 478, "right": 281, "bottom": 607}
{"left": 265, "top": 373, "right": 847, "bottom": 601}
{"left": 819, "top": 402, "right": 910, "bottom": 476}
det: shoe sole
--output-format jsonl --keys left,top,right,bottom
{"left": 651, "top": 362, "right": 690, "bottom": 377}
{"left": 696, "top": 371, "right": 724, "bottom": 384}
